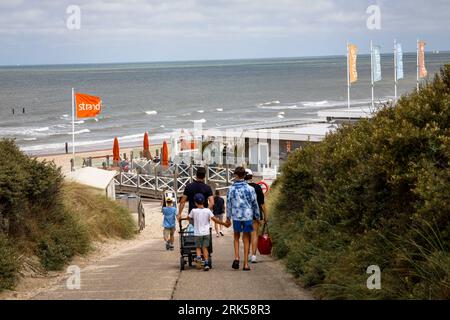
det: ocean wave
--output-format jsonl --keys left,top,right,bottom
{"left": 262, "top": 100, "right": 280, "bottom": 106}
{"left": 300, "top": 99, "right": 383, "bottom": 108}
{"left": 145, "top": 110, "right": 158, "bottom": 115}
{"left": 0, "top": 127, "right": 51, "bottom": 137}
{"left": 197, "top": 110, "right": 204, "bottom": 113}
{"left": 20, "top": 131, "right": 172, "bottom": 154}
{"left": 258, "top": 105, "right": 299, "bottom": 110}
{"left": 191, "top": 119, "right": 207, "bottom": 123}
{"left": 301, "top": 100, "right": 331, "bottom": 107}
{"left": 216, "top": 108, "right": 223, "bottom": 112}
{"left": 33, "top": 127, "right": 50, "bottom": 132}
{"left": 71, "top": 129, "right": 90, "bottom": 135}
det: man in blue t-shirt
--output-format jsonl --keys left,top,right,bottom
{"left": 162, "top": 197, "right": 177, "bottom": 250}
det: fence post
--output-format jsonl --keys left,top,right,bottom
{"left": 205, "top": 164, "right": 209, "bottom": 185}
{"left": 154, "top": 165, "right": 158, "bottom": 198}
{"left": 137, "top": 174, "right": 140, "bottom": 194}
{"left": 226, "top": 163, "right": 230, "bottom": 186}
{"left": 174, "top": 165, "right": 179, "bottom": 195}
{"left": 189, "top": 164, "right": 194, "bottom": 183}
{"left": 70, "top": 158, "right": 74, "bottom": 172}
{"left": 106, "top": 155, "right": 110, "bottom": 167}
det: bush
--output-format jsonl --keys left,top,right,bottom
{"left": 0, "top": 234, "right": 20, "bottom": 291}
{"left": 270, "top": 65, "right": 450, "bottom": 299}
{"left": 0, "top": 140, "right": 135, "bottom": 290}
{"left": 36, "top": 209, "right": 90, "bottom": 271}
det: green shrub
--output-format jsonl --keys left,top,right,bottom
{"left": 36, "top": 209, "right": 90, "bottom": 271}
{"left": 270, "top": 65, "right": 450, "bottom": 299}
{"left": 0, "top": 139, "right": 135, "bottom": 290}
{"left": 0, "top": 234, "right": 20, "bottom": 290}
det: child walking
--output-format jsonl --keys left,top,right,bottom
{"left": 183, "top": 193, "right": 229, "bottom": 271}
{"left": 162, "top": 197, "right": 176, "bottom": 250}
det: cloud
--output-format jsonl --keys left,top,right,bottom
{"left": 0, "top": 0, "right": 449, "bottom": 64}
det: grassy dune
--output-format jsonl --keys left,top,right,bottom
{"left": 269, "top": 65, "right": 450, "bottom": 299}
{"left": 0, "top": 139, "right": 136, "bottom": 291}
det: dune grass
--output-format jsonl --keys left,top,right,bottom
{"left": 269, "top": 65, "right": 450, "bottom": 300}
{"left": 0, "top": 139, "right": 136, "bottom": 291}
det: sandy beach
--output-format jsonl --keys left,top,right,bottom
{"left": 37, "top": 143, "right": 168, "bottom": 173}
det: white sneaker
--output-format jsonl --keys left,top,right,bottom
{"left": 251, "top": 255, "right": 257, "bottom": 263}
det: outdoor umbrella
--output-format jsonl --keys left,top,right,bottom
{"left": 143, "top": 132, "right": 152, "bottom": 160}
{"left": 113, "top": 137, "right": 120, "bottom": 167}
{"left": 162, "top": 141, "right": 169, "bottom": 167}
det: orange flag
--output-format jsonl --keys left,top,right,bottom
{"left": 75, "top": 93, "right": 102, "bottom": 118}
{"left": 348, "top": 44, "right": 358, "bottom": 84}
{"left": 418, "top": 40, "right": 428, "bottom": 78}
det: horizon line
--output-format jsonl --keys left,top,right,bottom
{"left": 2, "top": 50, "right": 448, "bottom": 68}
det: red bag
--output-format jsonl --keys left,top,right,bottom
{"left": 258, "top": 223, "right": 272, "bottom": 255}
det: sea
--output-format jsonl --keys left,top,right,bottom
{"left": 1, "top": 52, "right": 449, "bottom": 155}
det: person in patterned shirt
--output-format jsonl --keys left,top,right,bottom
{"left": 225, "top": 167, "right": 260, "bottom": 271}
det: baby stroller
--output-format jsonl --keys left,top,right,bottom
{"left": 178, "top": 221, "right": 213, "bottom": 270}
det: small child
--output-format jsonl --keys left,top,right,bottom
{"left": 162, "top": 197, "right": 176, "bottom": 250}
{"left": 183, "top": 193, "right": 229, "bottom": 271}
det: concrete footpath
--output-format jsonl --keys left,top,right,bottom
{"left": 32, "top": 202, "right": 312, "bottom": 300}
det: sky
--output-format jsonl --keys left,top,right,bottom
{"left": 0, "top": 0, "right": 449, "bottom": 65}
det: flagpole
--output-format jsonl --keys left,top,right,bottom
{"left": 371, "top": 40, "right": 374, "bottom": 108}
{"left": 347, "top": 42, "right": 350, "bottom": 109}
{"left": 417, "top": 39, "right": 419, "bottom": 92}
{"left": 394, "top": 39, "right": 398, "bottom": 103}
{"left": 71, "top": 88, "right": 75, "bottom": 170}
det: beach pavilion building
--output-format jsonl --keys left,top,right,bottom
{"left": 65, "top": 166, "right": 117, "bottom": 200}
{"left": 173, "top": 106, "right": 374, "bottom": 176}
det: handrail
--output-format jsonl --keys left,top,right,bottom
{"left": 114, "top": 164, "right": 235, "bottom": 198}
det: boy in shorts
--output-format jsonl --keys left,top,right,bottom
{"left": 162, "top": 197, "right": 176, "bottom": 250}
{"left": 183, "top": 193, "right": 229, "bottom": 271}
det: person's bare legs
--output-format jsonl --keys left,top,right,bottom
{"left": 251, "top": 220, "right": 260, "bottom": 256}
{"left": 202, "top": 246, "right": 209, "bottom": 262}
{"left": 243, "top": 232, "right": 251, "bottom": 269}
{"left": 233, "top": 232, "right": 241, "bottom": 261}
{"left": 215, "top": 220, "right": 220, "bottom": 236}
{"left": 169, "top": 229, "right": 175, "bottom": 247}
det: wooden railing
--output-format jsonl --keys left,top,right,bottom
{"left": 114, "top": 163, "right": 235, "bottom": 199}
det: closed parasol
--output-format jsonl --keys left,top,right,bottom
{"left": 143, "top": 132, "right": 152, "bottom": 160}
{"left": 162, "top": 141, "right": 169, "bottom": 167}
{"left": 113, "top": 137, "right": 120, "bottom": 166}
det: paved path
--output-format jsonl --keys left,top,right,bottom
{"left": 32, "top": 203, "right": 312, "bottom": 300}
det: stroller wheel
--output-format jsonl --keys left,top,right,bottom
{"left": 180, "top": 257, "right": 185, "bottom": 270}
{"left": 209, "top": 257, "right": 212, "bottom": 269}
{"left": 188, "top": 255, "right": 193, "bottom": 267}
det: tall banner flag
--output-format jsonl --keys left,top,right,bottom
{"left": 394, "top": 41, "right": 404, "bottom": 103}
{"left": 417, "top": 39, "right": 427, "bottom": 92}
{"left": 347, "top": 43, "right": 357, "bottom": 109}
{"left": 75, "top": 93, "right": 102, "bottom": 118}
{"left": 370, "top": 42, "right": 381, "bottom": 108}
{"left": 71, "top": 89, "right": 103, "bottom": 169}
{"left": 348, "top": 44, "right": 358, "bottom": 83}
{"left": 372, "top": 45, "right": 382, "bottom": 82}
{"left": 418, "top": 40, "right": 427, "bottom": 78}
{"left": 396, "top": 43, "right": 404, "bottom": 80}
